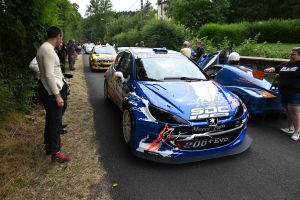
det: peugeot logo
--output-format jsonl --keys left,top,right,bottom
{"left": 206, "top": 118, "right": 218, "bottom": 131}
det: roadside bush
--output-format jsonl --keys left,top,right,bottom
{"left": 197, "top": 19, "right": 300, "bottom": 45}
{"left": 233, "top": 34, "right": 288, "bottom": 58}
{"left": 246, "top": 19, "right": 300, "bottom": 43}
{"left": 141, "top": 19, "right": 187, "bottom": 50}
{"left": 0, "top": 67, "right": 36, "bottom": 118}
{"left": 197, "top": 23, "right": 247, "bottom": 45}
{"left": 190, "top": 34, "right": 289, "bottom": 59}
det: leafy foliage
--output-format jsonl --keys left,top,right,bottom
{"left": 0, "top": 0, "right": 82, "bottom": 118}
{"left": 167, "top": 0, "right": 230, "bottom": 32}
{"left": 141, "top": 19, "right": 187, "bottom": 50}
{"left": 197, "top": 19, "right": 300, "bottom": 45}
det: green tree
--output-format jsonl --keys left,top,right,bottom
{"left": 144, "top": 0, "right": 154, "bottom": 13}
{"left": 227, "top": 0, "right": 267, "bottom": 23}
{"left": 168, "top": 0, "right": 230, "bottom": 32}
{"left": 0, "top": 0, "right": 82, "bottom": 116}
{"left": 85, "top": 0, "right": 114, "bottom": 42}
{"left": 141, "top": 19, "right": 187, "bottom": 50}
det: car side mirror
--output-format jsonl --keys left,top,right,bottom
{"left": 209, "top": 73, "right": 216, "bottom": 79}
{"left": 114, "top": 71, "right": 125, "bottom": 83}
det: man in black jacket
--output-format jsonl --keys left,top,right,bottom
{"left": 195, "top": 41, "right": 205, "bottom": 62}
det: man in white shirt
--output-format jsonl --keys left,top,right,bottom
{"left": 180, "top": 41, "right": 191, "bottom": 58}
{"left": 36, "top": 26, "right": 71, "bottom": 163}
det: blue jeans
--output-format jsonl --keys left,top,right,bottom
{"left": 279, "top": 91, "right": 300, "bottom": 106}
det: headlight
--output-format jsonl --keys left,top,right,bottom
{"left": 149, "top": 105, "right": 189, "bottom": 124}
{"left": 232, "top": 100, "right": 244, "bottom": 119}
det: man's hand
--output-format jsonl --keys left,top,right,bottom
{"left": 55, "top": 94, "right": 64, "bottom": 108}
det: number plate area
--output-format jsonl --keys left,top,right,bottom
{"left": 178, "top": 134, "right": 234, "bottom": 150}
{"left": 167, "top": 128, "right": 241, "bottom": 150}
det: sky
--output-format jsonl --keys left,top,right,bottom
{"left": 70, "top": 0, "right": 158, "bottom": 18}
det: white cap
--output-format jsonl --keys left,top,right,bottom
{"left": 228, "top": 52, "right": 240, "bottom": 62}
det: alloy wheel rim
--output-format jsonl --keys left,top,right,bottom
{"left": 123, "top": 110, "right": 131, "bottom": 143}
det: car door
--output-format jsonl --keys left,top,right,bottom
{"left": 114, "top": 52, "right": 131, "bottom": 109}
{"left": 107, "top": 52, "right": 124, "bottom": 104}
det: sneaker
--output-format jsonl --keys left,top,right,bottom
{"left": 291, "top": 132, "right": 300, "bottom": 141}
{"left": 60, "top": 129, "right": 67, "bottom": 134}
{"left": 51, "top": 152, "right": 71, "bottom": 163}
{"left": 62, "top": 124, "right": 68, "bottom": 128}
{"left": 45, "top": 142, "right": 64, "bottom": 155}
{"left": 280, "top": 127, "right": 294, "bottom": 134}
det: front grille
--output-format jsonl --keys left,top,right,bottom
{"left": 159, "top": 121, "right": 245, "bottom": 150}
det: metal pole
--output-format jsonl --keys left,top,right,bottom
{"left": 141, "top": 0, "right": 144, "bottom": 21}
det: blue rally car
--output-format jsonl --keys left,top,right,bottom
{"left": 104, "top": 47, "right": 252, "bottom": 164}
{"left": 197, "top": 50, "right": 283, "bottom": 115}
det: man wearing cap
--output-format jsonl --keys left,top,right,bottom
{"left": 180, "top": 41, "right": 191, "bottom": 58}
{"left": 140, "top": 41, "right": 145, "bottom": 47}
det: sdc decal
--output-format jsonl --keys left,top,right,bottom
{"left": 190, "top": 106, "right": 229, "bottom": 120}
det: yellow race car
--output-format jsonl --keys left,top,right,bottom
{"left": 89, "top": 45, "right": 117, "bottom": 71}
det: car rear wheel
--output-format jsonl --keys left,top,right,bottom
{"left": 123, "top": 107, "right": 132, "bottom": 145}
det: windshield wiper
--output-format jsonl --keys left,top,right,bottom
{"left": 140, "top": 78, "right": 164, "bottom": 82}
{"left": 164, "top": 77, "right": 206, "bottom": 81}
{"left": 180, "top": 77, "right": 207, "bottom": 81}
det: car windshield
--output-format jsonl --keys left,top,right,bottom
{"left": 135, "top": 54, "right": 208, "bottom": 81}
{"left": 94, "top": 47, "right": 116, "bottom": 55}
{"left": 87, "top": 45, "right": 94, "bottom": 49}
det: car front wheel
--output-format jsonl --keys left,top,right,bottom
{"left": 123, "top": 107, "right": 132, "bottom": 145}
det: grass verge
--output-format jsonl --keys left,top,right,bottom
{"left": 0, "top": 55, "right": 110, "bottom": 199}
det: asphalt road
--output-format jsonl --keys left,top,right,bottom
{"left": 82, "top": 54, "right": 300, "bottom": 200}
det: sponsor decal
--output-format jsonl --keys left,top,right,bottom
{"left": 135, "top": 54, "right": 185, "bottom": 59}
{"left": 187, "top": 100, "right": 224, "bottom": 107}
{"left": 190, "top": 106, "right": 229, "bottom": 120}
{"left": 280, "top": 67, "right": 298, "bottom": 71}
{"left": 144, "top": 150, "right": 160, "bottom": 156}
{"left": 191, "top": 124, "right": 226, "bottom": 132}
{"left": 182, "top": 137, "right": 229, "bottom": 149}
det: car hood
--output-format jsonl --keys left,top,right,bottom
{"left": 137, "top": 80, "right": 240, "bottom": 120}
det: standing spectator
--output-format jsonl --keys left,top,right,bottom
{"left": 194, "top": 41, "right": 205, "bottom": 62}
{"left": 29, "top": 56, "right": 70, "bottom": 133}
{"left": 36, "top": 26, "right": 71, "bottom": 163}
{"left": 55, "top": 42, "right": 67, "bottom": 73}
{"left": 77, "top": 43, "right": 82, "bottom": 54}
{"left": 66, "top": 39, "right": 76, "bottom": 70}
{"left": 140, "top": 41, "right": 145, "bottom": 47}
{"left": 180, "top": 41, "right": 191, "bottom": 58}
{"left": 264, "top": 47, "right": 300, "bottom": 141}
{"left": 135, "top": 43, "right": 139, "bottom": 47}
{"left": 188, "top": 42, "right": 195, "bottom": 60}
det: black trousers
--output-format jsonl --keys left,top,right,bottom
{"left": 38, "top": 80, "right": 68, "bottom": 152}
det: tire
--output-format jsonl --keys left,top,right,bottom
{"left": 123, "top": 107, "right": 132, "bottom": 145}
{"left": 90, "top": 61, "right": 94, "bottom": 72}
{"left": 104, "top": 80, "right": 109, "bottom": 101}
